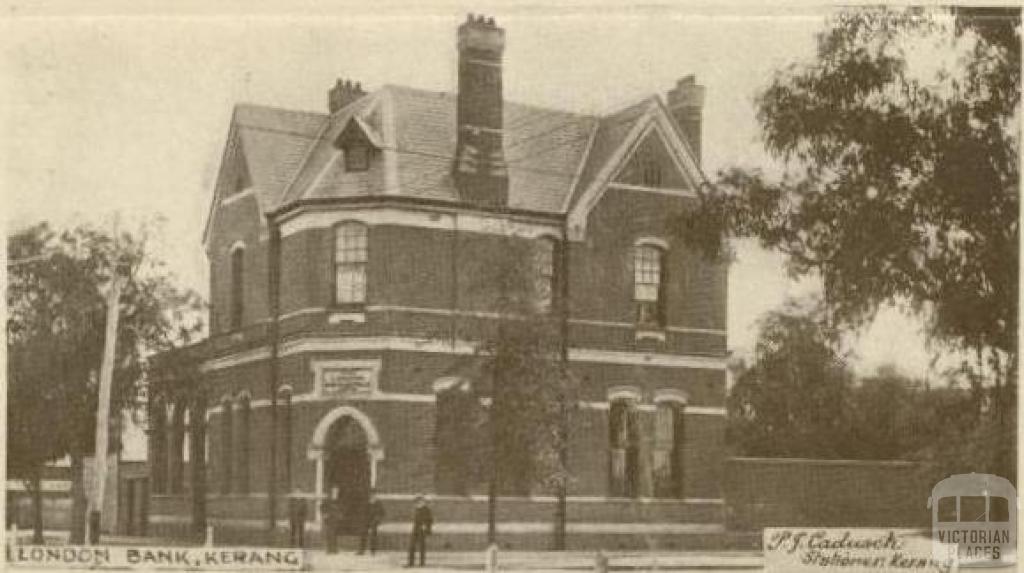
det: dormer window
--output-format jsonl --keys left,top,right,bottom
{"left": 335, "top": 116, "right": 382, "bottom": 173}
{"left": 344, "top": 143, "right": 372, "bottom": 172}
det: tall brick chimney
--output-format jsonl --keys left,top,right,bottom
{"left": 452, "top": 14, "right": 508, "bottom": 207}
{"left": 328, "top": 79, "right": 366, "bottom": 114}
{"left": 666, "top": 75, "right": 705, "bottom": 164}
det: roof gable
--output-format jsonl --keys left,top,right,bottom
{"left": 613, "top": 129, "right": 690, "bottom": 189}
{"left": 202, "top": 84, "right": 705, "bottom": 245}
{"left": 566, "top": 99, "right": 706, "bottom": 240}
{"left": 202, "top": 104, "right": 327, "bottom": 250}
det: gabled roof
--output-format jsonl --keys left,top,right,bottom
{"left": 204, "top": 83, "right": 706, "bottom": 246}
{"left": 202, "top": 104, "right": 326, "bottom": 247}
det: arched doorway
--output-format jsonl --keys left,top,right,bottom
{"left": 325, "top": 418, "right": 371, "bottom": 534}
{"left": 307, "top": 406, "right": 384, "bottom": 529}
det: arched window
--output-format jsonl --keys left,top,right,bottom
{"left": 236, "top": 395, "right": 251, "bottom": 494}
{"left": 634, "top": 243, "right": 666, "bottom": 327}
{"left": 609, "top": 398, "right": 641, "bottom": 497}
{"left": 433, "top": 378, "right": 478, "bottom": 495}
{"left": 535, "top": 237, "right": 558, "bottom": 312}
{"left": 653, "top": 399, "right": 686, "bottom": 498}
{"left": 169, "top": 403, "right": 186, "bottom": 494}
{"left": 220, "top": 398, "right": 233, "bottom": 494}
{"left": 229, "top": 245, "right": 245, "bottom": 331}
{"left": 150, "top": 398, "right": 168, "bottom": 495}
{"left": 278, "top": 386, "right": 293, "bottom": 490}
{"left": 334, "top": 222, "right": 368, "bottom": 306}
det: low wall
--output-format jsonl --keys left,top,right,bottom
{"left": 724, "top": 457, "right": 931, "bottom": 530}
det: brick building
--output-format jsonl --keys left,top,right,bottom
{"left": 149, "top": 15, "right": 728, "bottom": 549}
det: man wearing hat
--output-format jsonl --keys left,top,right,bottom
{"left": 406, "top": 494, "right": 433, "bottom": 567}
{"left": 358, "top": 490, "right": 385, "bottom": 555}
{"left": 287, "top": 487, "right": 308, "bottom": 548}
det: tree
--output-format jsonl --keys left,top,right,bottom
{"left": 728, "top": 304, "right": 989, "bottom": 465}
{"left": 683, "top": 6, "right": 1017, "bottom": 482}
{"left": 6, "top": 220, "right": 203, "bottom": 542}
{"left": 472, "top": 237, "right": 576, "bottom": 547}
{"left": 727, "top": 301, "right": 855, "bottom": 459}
{"left": 682, "top": 7, "right": 1018, "bottom": 411}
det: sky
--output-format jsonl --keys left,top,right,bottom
{"left": 2, "top": 2, "right": 945, "bottom": 380}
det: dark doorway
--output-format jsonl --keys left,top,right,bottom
{"left": 325, "top": 417, "right": 371, "bottom": 535}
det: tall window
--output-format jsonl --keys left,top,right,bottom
{"left": 236, "top": 396, "right": 251, "bottom": 494}
{"left": 169, "top": 403, "right": 185, "bottom": 494}
{"left": 434, "top": 379, "right": 479, "bottom": 495}
{"left": 150, "top": 399, "right": 167, "bottom": 495}
{"left": 609, "top": 398, "right": 641, "bottom": 497}
{"left": 334, "top": 222, "right": 368, "bottom": 305}
{"left": 220, "top": 399, "right": 233, "bottom": 494}
{"left": 634, "top": 244, "right": 666, "bottom": 327}
{"left": 535, "top": 237, "right": 558, "bottom": 312}
{"left": 653, "top": 401, "right": 685, "bottom": 498}
{"left": 229, "top": 246, "right": 245, "bottom": 331}
{"left": 279, "top": 387, "right": 293, "bottom": 490}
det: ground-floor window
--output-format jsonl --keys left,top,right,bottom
{"left": 220, "top": 398, "right": 233, "bottom": 494}
{"left": 609, "top": 399, "right": 641, "bottom": 497}
{"left": 653, "top": 401, "right": 685, "bottom": 498}
{"left": 169, "top": 402, "right": 186, "bottom": 494}
{"left": 149, "top": 399, "right": 167, "bottom": 494}
{"left": 236, "top": 396, "right": 251, "bottom": 494}
{"left": 434, "top": 379, "right": 481, "bottom": 495}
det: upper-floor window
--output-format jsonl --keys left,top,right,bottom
{"left": 634, "top": 243, "right": 666, "bottom": 327}
{"left": 640, "top": 155, "right": 662, "bottom": 187}
{"left": 229, "top": 246, "right": 245, "bottom": 331}
{"left": 535, "top": 237, "right": 558, "bottom": 312}
{"left": 344, "top": 144, "right": 371, "bottom": 172}
{"left": 334, "top": 222, "right": 368, "bottom": 305}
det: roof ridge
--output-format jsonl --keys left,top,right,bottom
{"left": 380, "top": 83, "right": 597, "bottom": 120}
{"left": 234, "top": 101, "right": 326, "bottom": 119}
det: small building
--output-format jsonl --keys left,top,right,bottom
{"left": 149, "top": 14, "right": 728, "bottom": 549}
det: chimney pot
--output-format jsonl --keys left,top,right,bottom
{"left": 328, "top": 77, "right": 367, "bottom": 114}
{"left": 667, "top": 75, "right": 705, "bottom": 164}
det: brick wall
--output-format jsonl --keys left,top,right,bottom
{"left": 724, "top": 457, "right": 932, "bottom": 530}
{"left": 573, "top": 187, "right": 727, "bottom": 332}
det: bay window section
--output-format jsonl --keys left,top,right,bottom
{"left": 334, "top": 222, "right": 368, "bottom": 307}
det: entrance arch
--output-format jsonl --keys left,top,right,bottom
{"left": 308, "top": 406, "right": 384, "bottom": 527}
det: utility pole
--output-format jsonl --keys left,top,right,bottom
{"left": 88, "top": 267, "right": 125, "bottom": 544}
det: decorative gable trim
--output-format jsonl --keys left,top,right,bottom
{"left": 567, "top": 99, "right": 707, "bottom": 241}
{"left": 202, "top": 118, "right": 268, "bottom": 253}
{"left": 221, "top": 187, "right": 255, "bottom": 207}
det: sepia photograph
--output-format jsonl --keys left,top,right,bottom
{"left": 2, "top": 2, "right": 1019, "bottom": 571}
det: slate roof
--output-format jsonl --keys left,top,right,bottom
{"left": 216, "top": 84, "right": 662, "bottom": 217}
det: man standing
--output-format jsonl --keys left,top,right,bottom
{"left": 406, "top": 495, "right": 433, "bottom": 567}
{"left": 288, "top": 488, "right": 308, "bottom": 548}
{"left": 358, "top": 490, "right": 385, "bottom": 555}
{"left": 321, "top": 488, "right": 343, "bottom": 554}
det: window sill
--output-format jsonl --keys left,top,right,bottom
{"left": 328, "top": 311, "right": 366, "bottom": 324}
{"left": 635, "top": 328, "right": 666, "bottom": 343}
